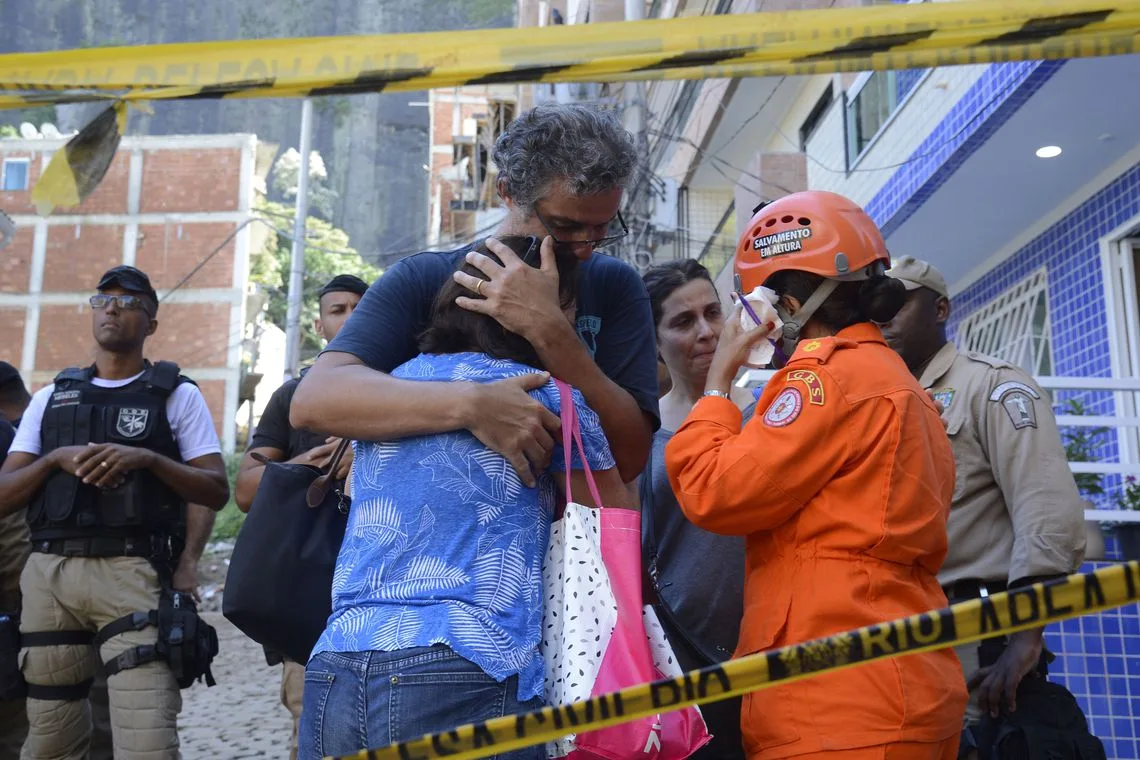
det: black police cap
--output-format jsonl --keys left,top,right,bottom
{"left": 97, "top": 265, "right": 159, "bottom": 308}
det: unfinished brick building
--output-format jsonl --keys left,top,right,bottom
{"left": 0, "top": 133, "right": 258, "bottom": 453}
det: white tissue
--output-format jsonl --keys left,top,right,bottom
{"left": 738, "top": 286, "right": 783, "bottom": 368}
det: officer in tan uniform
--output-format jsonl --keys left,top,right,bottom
{"left": 880, "top": 257, "right": 1086, "bottom": 728}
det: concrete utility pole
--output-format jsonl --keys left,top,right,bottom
{"left": 284, "top": 98, "right": 314, "bottom": 380}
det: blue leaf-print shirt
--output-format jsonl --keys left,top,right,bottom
{"left": 311, "top": 352, "right": 616, "bottom": 702}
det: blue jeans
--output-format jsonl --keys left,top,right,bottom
{"left": 299, "top": 645, "right": 545, "bottom": 760}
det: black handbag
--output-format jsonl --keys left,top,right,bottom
{"left": 222, "top": 440, "right": 351, "bottom": 664}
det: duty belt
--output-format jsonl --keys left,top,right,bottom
{"left": 942, "top": 577, "right": 1008, "bottom": 603}
{"left": 32, "top": 535, "right": 179, "bottom": 561}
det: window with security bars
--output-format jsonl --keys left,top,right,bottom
{"left": 957, "top": 268, "right": 1054, "bottom": 377}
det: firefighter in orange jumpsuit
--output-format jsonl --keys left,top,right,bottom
{"left": 666, "top": 191, "right": 967, "bottom": 760}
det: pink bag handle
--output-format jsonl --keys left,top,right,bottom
{"left": 555, "top": 378, "right": 603, "bottom": 507}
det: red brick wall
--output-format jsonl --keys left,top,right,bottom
{"left": 35, "top": 304, "right": 95, "bottom": 370}
{"left": 195, "top": 379, "right": 226, "bottom": 438}
{"left": 135, "top": 222, "right": 236, "bottom": 290}
{"left": 0, "top": 148, "right": 129, "bottom": 216}
{"left": 0, "top": 227, "right": 33, "bottom": 293}
{"left": 140, "top": 148, "right": 242, "bottom": 214}
{"left": 42, "top": 224, "right": 124, "bottom": 293}
{"left": 0, "top": 309, "right": 24, "bottom": 367}
{"left": 145, "top": 302, "right": 233, "bottom": 369}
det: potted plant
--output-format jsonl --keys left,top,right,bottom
{"left": 1114, "top": 477, "right": 1140, "bottom": 560}
{"left": 1059, "top": 399, "right": 1111, "bottom": 561}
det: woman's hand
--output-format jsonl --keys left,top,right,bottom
{"left": 705, "top": 303, "right": 776, "bottom": 394}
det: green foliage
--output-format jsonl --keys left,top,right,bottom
{"left": 210, "top": 503, "right": 247, "bottom": 542}
{"left": 210, "top": 453, "right": 247, "bottom": 542}
{"left": 0, "top": 125, "right": 16, "bottom": 138}
{"left": 1059, "top": 398, "right": 1111, "bottom": 498}
{"left": 250, "top": 197, "right": 381, "bottom": 361}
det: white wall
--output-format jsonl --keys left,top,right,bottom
{"left": 792, "top": 65, "right": 990, "bottom": 206}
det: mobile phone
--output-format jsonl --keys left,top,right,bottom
{"left": 476, "top": 235, "right": 540, "bottom": 266}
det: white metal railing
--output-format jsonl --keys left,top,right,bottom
{"left": 737, "top": 370, "right": 1140, "bottom": 523}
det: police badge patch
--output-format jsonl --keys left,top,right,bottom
{"left": 115, "top": 408, "right": 149, "bottom": 438}
{"left": 932, "top": 388, "right": 955, "bottom": 411}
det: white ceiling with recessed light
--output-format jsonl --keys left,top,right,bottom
{"left": 884, "top": 54, "right": 1140, "bottom": 290}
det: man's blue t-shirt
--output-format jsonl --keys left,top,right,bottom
{"left": 325, "top": 246, "right": 661, "bottom": 429}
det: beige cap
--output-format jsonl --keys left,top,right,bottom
{"left": 886, "top": 256, "right": 949, "bottom": 299}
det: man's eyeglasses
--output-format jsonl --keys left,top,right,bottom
{"left": 89, "top": 294, "right": 152, "bottom": 313}
{"left": 533, "top": 209, "right": 629, "bottom": 253}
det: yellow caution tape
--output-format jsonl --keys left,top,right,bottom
{"left": 0, "top": 0, "right": 1137, "bottom": 108}
{"left": 30, "top": 102, "right": 128, "bottom": 216}
{"left": 326, "top": 560, "right": 1140, "bottom": 760}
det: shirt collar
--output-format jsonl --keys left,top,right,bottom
{"left": 836, "top": 322, "right": 888, "bottom": 346}
{"left": 918, "top": 342, "right": 959, "bottom": 388}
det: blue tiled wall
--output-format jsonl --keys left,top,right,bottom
{"left": 863, "top": 57, "right": 1140, "bottom": 756}
{"left": 895, "top": 68, "right": 926, "bottom": 104}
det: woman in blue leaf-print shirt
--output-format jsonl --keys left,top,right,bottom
{"left": 299, "top": 242, "right": 631, "bottom": 760}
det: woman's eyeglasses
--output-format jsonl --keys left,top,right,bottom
{"left": 89, "top": 294, "right": 151, "bottom": 313}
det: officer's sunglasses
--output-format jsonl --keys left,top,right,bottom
{"left": 89, "top": 294, "right": 152, "bottom": 314}
{"left": 532, "top": 208, "right": 628, "bottom": 255}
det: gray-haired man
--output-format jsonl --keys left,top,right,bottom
{"left": 293, "top": 102, "right": 659, "bottom": 483}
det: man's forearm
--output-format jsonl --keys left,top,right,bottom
{"left": 533, "top": 328, "right": 652, "bottom": 482}
{"left": 291, "top": 358, "right": 471, "bottom": 441}
{"left": 181, "top": 504, "right": 216, "bottom": 563}
{"left": 149, "top": 456, "right": 229, "bottom": 510}
{"left": 0, "top": 455, "right": 55, "bottom": 517}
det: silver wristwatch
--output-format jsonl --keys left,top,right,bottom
{"left": 702, "top": 390, "right": 731, "bottom": 400}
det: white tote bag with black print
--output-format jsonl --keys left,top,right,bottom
{"left": 541, "top": 381, "right": 710, "bottom": 760}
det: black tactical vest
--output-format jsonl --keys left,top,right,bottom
{"left": 27, "top": 361, "right": 190, "bottom": 546}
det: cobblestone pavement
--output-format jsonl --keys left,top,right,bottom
{"left": 180, "top": 612, "right": 292, "bottom": 758}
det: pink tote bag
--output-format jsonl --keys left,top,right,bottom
{"left": 542, "top": 380, "right": 711, "bottom": 760}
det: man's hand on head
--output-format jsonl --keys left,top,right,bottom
{"left": 453, "top": 236, "right": 572, "bottom": 347}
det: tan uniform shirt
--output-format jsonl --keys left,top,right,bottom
{"left": 920, "top": 343, "right": 1086, "bottom": 586}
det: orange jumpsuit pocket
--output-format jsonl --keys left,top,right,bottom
{"left": 742, "top": 683, "right": 802, "bottom": 753}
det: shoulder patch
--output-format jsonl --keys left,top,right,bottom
{"left": 989, "top": 380, "right": 1041, "bottom": 402}
{"left": 764, "top": 387, "right": 803, "bottom": 427}
{"left": 1000, "top": 391, "right": 1038, "bottom": 430}
{"left": 965, "top": 351, "right": 1013, "bottom": 370}
{"left": 786, "top": 369, "right": 825, "bottom": 406}
{"left": 801, "top": 340, "right": 823, "bottom": 353}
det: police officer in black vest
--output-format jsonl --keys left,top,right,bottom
{"left": 0, "top": 266, "right": 230, "bottom": 759}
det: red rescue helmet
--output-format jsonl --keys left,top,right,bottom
{"left": 734, "top": 191, "right": 890, "bottom": 294}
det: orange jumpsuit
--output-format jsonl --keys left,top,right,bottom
{"left": 665, "top": 323, "right": 967, "bottom": 760}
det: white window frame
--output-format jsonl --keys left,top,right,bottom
{"left": 957, "top": 268, "right": 1055, "bottom": 378}
{"left": 843, "top": 0, "right": 933, "bottom": 169}
{"left": 1, "top": 158, "right": 30, "bottom": 192}
{"left": 1102, "top": 232, "right": 1140, "bottom": 467}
